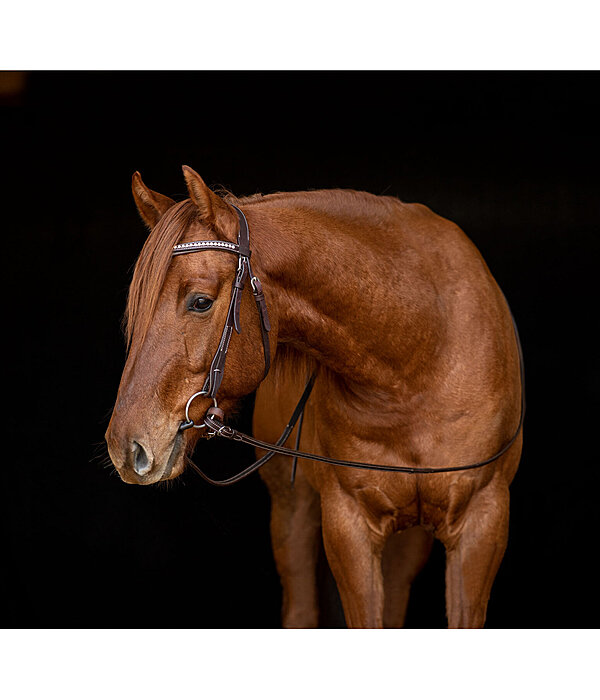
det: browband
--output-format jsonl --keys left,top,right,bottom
{"left": 172, "top": 204, "right": 251, "bottom": 258}
{"left": 173, "top": 240, "right": 240, "bottom": 255}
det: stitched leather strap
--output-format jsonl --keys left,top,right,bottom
{"left": 248, "top": 263, "right": 271, "bottom": 378}
{"left": 193, "top": 311, "right": 525, "bottom": 484}
{"left": 186, "top": 373, "right": 317, "bottom": 486}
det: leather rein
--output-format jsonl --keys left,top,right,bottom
{"left": 175, "top": 205, "right": 525, "bottom": 487}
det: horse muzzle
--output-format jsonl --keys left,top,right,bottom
{"left": 105, "top": 428, "right": 185, "bottom": 485}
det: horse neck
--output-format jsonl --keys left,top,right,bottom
{"left": 245, "top": 191, "right": 445, "bottom": 393}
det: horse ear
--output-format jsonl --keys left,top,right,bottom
{"left": 132, "top": 172, "right": 176, "bottom": 229}
{"left": 182, "top": 165, "right": 237, "bottom": 234}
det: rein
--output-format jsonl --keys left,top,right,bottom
{"left": 175, "top": 205, "right": 525, "bottom": 486}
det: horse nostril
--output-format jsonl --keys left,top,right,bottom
{"left": 132, "top": 441, "right": 152, "bottom": 476}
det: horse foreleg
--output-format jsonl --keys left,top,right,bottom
{"left": 440, "top": 481, "right": 510, "bottom": 628}
{"left": 382, "top": 526, "right": 434, "bottom": 628}
{"left": 320, "top": 487, "right": 386, "bottom": 628}
{"left": 260, "top": 457, "right": 321, "bottom": 628}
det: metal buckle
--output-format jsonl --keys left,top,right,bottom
{"left": 217, "top": 424, "right": 236, "bottom": 439}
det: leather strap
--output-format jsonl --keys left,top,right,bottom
{"left": 234, "top": 204, "right": 251, "bottom": 258}
{"left": 186, "top": 373, "right": 317, "bottom": 486}
{"left": 194, "top": 311, "right": 525, "bottom": 484}
{"left": 290, "top": 399, "right": 306, "bottom": 485}
{"left": 248, "top": 263, "right": 271, "bottom": 378}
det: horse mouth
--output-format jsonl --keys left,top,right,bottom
{"left": 159, "top": 430, "right": 185, "bottom": 481}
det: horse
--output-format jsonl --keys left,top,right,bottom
{"left": 105, "top": 165, "right": 523, "bottom": 628}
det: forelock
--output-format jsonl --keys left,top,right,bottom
{"left": 124, "top": 199, "right": 198, "bottom": 348}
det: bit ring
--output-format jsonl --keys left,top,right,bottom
{"left": 184, "top": 391, "right": 218, "bottom": 429}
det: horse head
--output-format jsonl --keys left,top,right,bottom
{"left": 105, "top": 167, "right": 273, "bottom": 484}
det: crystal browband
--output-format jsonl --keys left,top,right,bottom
{"left": 172, "top": 240, "right": 240, "bottom": 256}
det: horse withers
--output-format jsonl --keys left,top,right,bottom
{"left": 105, "top": 166, "right": 523, "bottom": 628}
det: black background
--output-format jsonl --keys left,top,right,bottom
{"left": 3, "top": 71, "right": 599, "bottom": 629}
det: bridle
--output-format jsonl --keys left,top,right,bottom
{"left": 174, "top": 204, "right": 271, "bottom": 431}
{"left": 173, "top": 204, "right": 525, "bottom": 486}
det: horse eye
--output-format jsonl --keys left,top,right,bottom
{"left": 189, "top": 296, "right": 213, "bottom": 313}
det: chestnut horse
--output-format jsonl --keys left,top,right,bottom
{"left": 106, "top": 166, "right": 523, "bottom": 628}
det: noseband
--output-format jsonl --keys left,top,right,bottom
{"left": 172, "top": 204, "right": 525, "bottom": 486}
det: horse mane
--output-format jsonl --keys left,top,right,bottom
{"left": 124, "top": 199, "right": 198, "bottom": 349}
{"left": 235, "top": 187, "right": 404, "bottom": 226}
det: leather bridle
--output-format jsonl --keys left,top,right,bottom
{"left": 175, "top": 204, "right": 271, "bottom": 431}
{"left": 174, "top": 204, "right": 525, "bottom": 486}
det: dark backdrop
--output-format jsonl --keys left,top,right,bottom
{"left": 3, "top": 71, "right": 599, "bottom": 628}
